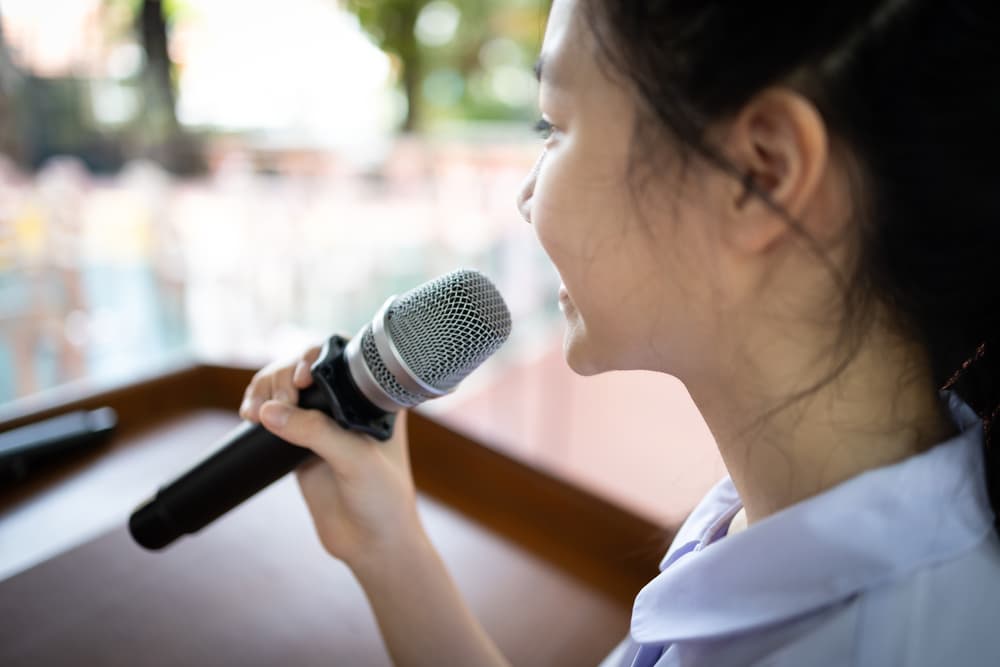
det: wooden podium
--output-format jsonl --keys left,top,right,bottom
{"left": 0, "top": 365, "right": 669, "bottom": 666}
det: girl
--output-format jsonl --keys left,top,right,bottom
{"left": 240, "top": 0, "right": 1000, "bottom": 664}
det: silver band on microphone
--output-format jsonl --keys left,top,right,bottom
{"left": 344, "top": 331, "right": 402, "bottom": 413}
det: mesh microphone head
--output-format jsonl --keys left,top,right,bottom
{"left": 349, "top": 269, "right": 512, "bottom": 410}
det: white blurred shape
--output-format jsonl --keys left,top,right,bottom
{"left": 176, "top": 0, "right": 393, "bottom": 164}
{"left": 91, "top": 81, "right": 139, "bottom": 126}
{"left": 479, "top": 37, "right": 523, "bottom": 69}
{"left": 105, "top": 42, "right": 143, "bottom": 80}
{"left": 64, "top": 310, "right": 90, "bottom": 348}
{"left": 0, "top": 0, "right": 102, "bottom": 76}
{"left": 489, "top": 65, "right": 537, "bottom": 107}
{"left": 415, "top": 1, "right": 461, "bottom": 47}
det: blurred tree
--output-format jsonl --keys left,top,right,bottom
{"left": 350, "top": 0, "right": 425, "bottom": 131}
{"left": 138, "top": 0, "right": 177, "bottom": 131}
{"left": 0, "top": 10, "right": 25, "bottom": 163}
{"left": 134, "top": 0, "right": 203, "bottom": 173}
{"left": 101, "top": 0, "right": 202, "bottom": 173}
{"left": 348, "top": 0, "right": 546, "bottom": 132}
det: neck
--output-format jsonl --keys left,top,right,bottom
{"left": 688, "top": 324, "right": 957, "bottom": 527}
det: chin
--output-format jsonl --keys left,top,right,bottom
{"left": 562, "top": 331, "right": 605, "bottom": 377}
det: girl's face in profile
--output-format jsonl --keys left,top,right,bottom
{"left": 517, "top": 0, "right": 737, "bottom": 382}
{"left": 518, "top": 0, "right": 964, "bottom": 532}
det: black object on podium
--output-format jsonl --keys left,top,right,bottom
{"left": 0, "top": 408, "right": 118, "bottom": 483}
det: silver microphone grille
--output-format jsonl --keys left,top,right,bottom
{"left": 359, "top": 269, "right": 512, "bottom": 408}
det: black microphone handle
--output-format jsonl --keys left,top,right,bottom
{"left": 129, "top": 335, "right": 397, "bottom": 550}
{"left": 129, "top": 383, "right": 327, "bottom": 550}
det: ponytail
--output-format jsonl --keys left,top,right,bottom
{"left": 943, "top": 336, "right": 1000, "bottom": 536}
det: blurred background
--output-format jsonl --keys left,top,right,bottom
{"left": 0, "top": 0, "right": 722, "bottom": 525}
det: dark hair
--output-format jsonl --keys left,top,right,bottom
{"left": 582, "top": 0, "right": 1000, "bottom": 532}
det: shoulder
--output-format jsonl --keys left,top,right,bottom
{"left": 852, "top": 531, "right": 1000, "bottom": 665}
{"left": 758, "top": 532, "right": 1000, "bottom": 667}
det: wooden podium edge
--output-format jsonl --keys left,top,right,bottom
{"left": 0, "top": 364, "right": 671, "bottom": 607}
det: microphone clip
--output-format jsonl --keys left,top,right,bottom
{"left": 309, "top": 335, "right": 397, "bottom": 442}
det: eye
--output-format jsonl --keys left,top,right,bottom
{"left": 533, "top": 118, "right": 555, "bottom": 140}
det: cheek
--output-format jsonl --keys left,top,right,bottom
{"left": 530, "top": 148, "right": 608, "bottom": 252}
{"left": 531, "top": 155, "right": 642, "bottom": 306}
{"left": 526, "top": 153, "right": 577, "bottom": 271}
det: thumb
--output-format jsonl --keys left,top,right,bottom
{"left": 259, "top": 400, "right": 367, "bottom": 473}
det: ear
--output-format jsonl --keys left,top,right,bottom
{"left": 721, "top": 88, "right": 829, "bottom": 254}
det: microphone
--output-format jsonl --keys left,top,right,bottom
{"left": 129, "top": 269, "right": 512, "bottom": 550}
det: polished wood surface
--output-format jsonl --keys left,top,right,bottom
{"left": 0, "top": 366, "right": 672, "bottom": 666}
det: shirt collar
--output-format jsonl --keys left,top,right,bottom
{"left": 631, "top": 389, "right": 992, "bottom": 644}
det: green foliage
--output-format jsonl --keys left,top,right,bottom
{"left": 347, "top": 0, "right": 547, "bottom": 131}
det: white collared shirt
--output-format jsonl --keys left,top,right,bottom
{"left": 602, "top": 390, "right": 1000, "bottom": 667}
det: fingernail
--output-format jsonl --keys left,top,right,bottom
{"left": 262, "top": 402, "right": 290, "bottom": 428}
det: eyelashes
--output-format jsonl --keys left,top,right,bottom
{"left": 534, "top": 118, "right": 555, "bottom": 140}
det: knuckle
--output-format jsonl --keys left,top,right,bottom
{"left": 303, "top": 409, "right": 330, "bottom": 432}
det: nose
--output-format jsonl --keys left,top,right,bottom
{"left": 516, "top": 150, "right": 544, "bottom": 225}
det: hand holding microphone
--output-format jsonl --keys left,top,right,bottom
{"left": 129, "top": 270, "right": 512, "bottom": 555}
{"left": 249, "top": 353, "right": 422, "bottom": 569}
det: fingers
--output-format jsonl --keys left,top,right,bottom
{"left": 239, "top": 370, "right": 267, "bottom": 423}
{"left": 259, "top": 400, "right": 367, "bottom": 476}
{"left": 381, "top": 410, "right": 411, "bottom": 474}
{"left": 239, "top": 344, "right": 324, "bottom": 423}
{"left": 293, "top": 346, "right": 322, "bottom": 389}
{"left": 259, "top": 400, "right": 409, "bottom": 482}
{"left": 270, "top": 365, "right": 298, "bottom": 406}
